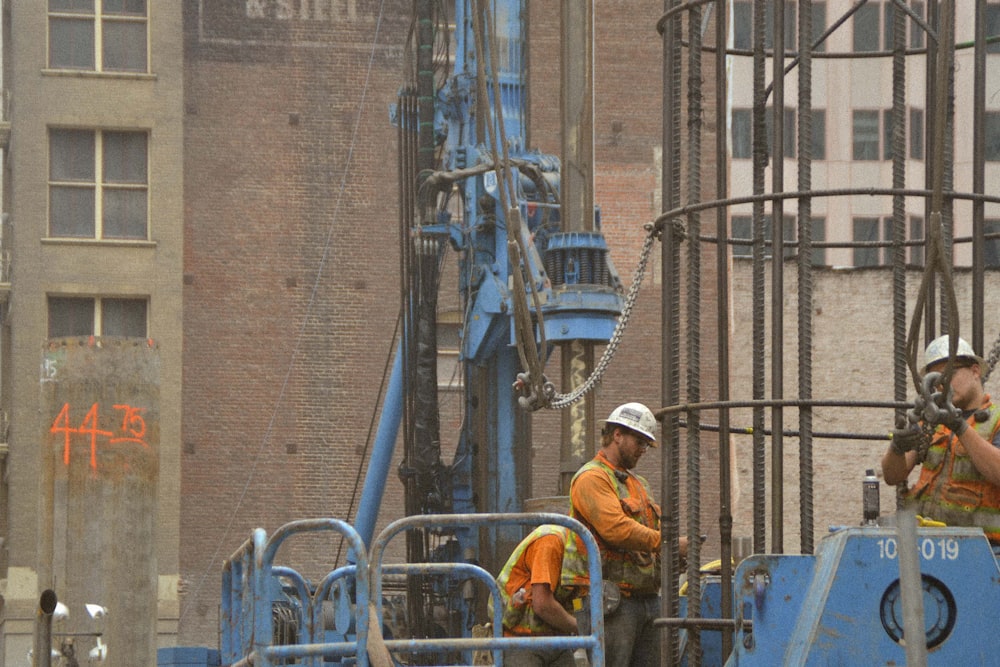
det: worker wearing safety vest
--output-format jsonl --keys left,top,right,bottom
{"left": 569, "top": 402, "right": 688, "bottom": 667}
{"left": 495, "top": 524, "right": 589, "bottom": 666}
{"left": 883, "top": 335, "right": 1000, "bottom": 547}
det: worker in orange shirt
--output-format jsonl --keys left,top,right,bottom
{"left": 570, "top": 402, "right": 687, "bottom": 667}
{"left": 495, "top": 524, "right": 589, "bottom": 666}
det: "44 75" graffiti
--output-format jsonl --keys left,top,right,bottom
{"left": 50, "top": 403, "right": 149, "bottom": 469}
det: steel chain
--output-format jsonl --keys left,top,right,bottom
{"left": 984, "top": 329, "right": 1000, "bottom": 384}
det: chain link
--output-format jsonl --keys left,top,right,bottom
{"left": 984, "top": 329, "right": 1000, "bottom": 384}
{"left": 546, "top": 225, "right": 659, "bottom": 410}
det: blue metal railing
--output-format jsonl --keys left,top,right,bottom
{"left": 369, "top": 512, "right": 606, "bottom": 666}
{"left": 220, "top": 518, "right": 369, "bottom": 667}
{"left": 221, "top": 512, "right": 605, "bottom": 666}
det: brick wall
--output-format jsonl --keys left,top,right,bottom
{"left": 181, "top": 0, "right": 412, "bottom": 643}
{"left": 179, "top": 0, "right": 722, "bottom": 646}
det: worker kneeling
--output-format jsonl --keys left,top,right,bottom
{"left": 496, "top": 524, "right": 589, "bottom": 667}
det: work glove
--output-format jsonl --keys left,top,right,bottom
{"left": 942, "top": 404, "right": 968, "bottom": 436}
{"left": 920, "top": 371, "right": 969, "bottom": 436}
{"left": 890, "top": 422, "right": 924, "bottom": 456}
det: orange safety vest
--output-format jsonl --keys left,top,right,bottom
{"left": 494, "top": 525, "right": 589, "bottom": 636}
{"left": 907, "top": 398, "right": 1000, "bottom": 543}
{"left": 570, "top": 458, "right": 661, "bottom": 596}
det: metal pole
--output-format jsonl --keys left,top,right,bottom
{"left": 35, "top": 589, "right": 58, "bottom": 667}
{"left": 558, "top": 0, "right": 598, "bottom": 494}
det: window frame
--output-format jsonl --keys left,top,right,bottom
{"left": 48, "top": 295, "right": 149, "bottom": 338}
{"left": 732, "top": 106, "right": 815, "bottom": 160}
{"left": 985, "top": 219, "right": 1000, "bottom": 269}
{"left": 731, "top": 214, "right": 826, "bottom": 266}
{"left": 437, "top": 314, "right": 464, "bottom": 390}
{"left": 852, "top": 110, "right": 881, "bottom": 161}
{"left": 985, "top": 111, "right": 1000, "bottom": 161}
{"left": 853, "top": 108, "right": 920, "bottom": 162}
{"left": 732, "top": 2, "right": 826, "bottom": 53}
{"left": 909, "top": 108, "right": 924, "bottom": 160}
{"left": 49, "top": 128, "right": 150, "bottom": 241}
{"left": 853, "top": 215, "right": 924, "bottom": 267}
{"left": 47, "top": 0, "right": 149, "bottom": 74}
{"left": 856, "top": 1, "right": 926, "bottom": 52}
{"left": 987, "top": 3, "right": 1000, "bottom": 55}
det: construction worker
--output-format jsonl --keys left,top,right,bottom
{"left": 882, "top": 335, "right": 1000, "bottom": 549}
{"left": 495, "top": 524, "right": 589, "bottom": 667}
{"left": 569, "top": 402, "right": 687, "bottom": 667}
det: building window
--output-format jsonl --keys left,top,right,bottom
{"left": 853, "top": 216, "right": 923, "bottom": 267}
{"left": 910, "top": 108, "right": 924, "bottom": 159}
{"left": 811, "top": 2, "right": 828, "bottom": 53}
{"left": 732, "top": 107, "right": 807, "bottom": 160}
{"left": 733, "top": 1, "right": 826, "bottom": 52}
{"left": 910, "top": 216, "right": 924, "bottom": 266}
{"left": 48, "top": 296, "right": 147, "bottom": 338}
{"left": 49, "top": 129, "right": 148, "bottom": 240}
{"left": 854, "top": 3, "right": 881, "bottom": 52}
{"left": 883, "top": 109, "right": 898, "bottom": 160}
{"left": 437, "top": 317, "right": 463, "bottom": 390}
{"left": 731, "top": 214, "right": 826, "bottom": 265}
{"left": 810, "top": 109, "right": 826, "bottom": 160}
{"left": 853, "top": 111, "right": 881, "bottom": 160}
{"left": 854, "top": 108, "right": 922, "bottom": 161}
{"left": 855, "top": 1, "right": 926, "bottom": 52}
{"left": 853, "top": 217, "right": 884, "bottom": 266}
{"left": 984, "top": 219, "right": 1000, "bottom": 268}
{"left": 48, "top": 0, "right": 148, "bottom": 72}
{"left": 732, "top": 109, "right": 752, "bottom": 159}
{"left": 908, "top": 1, "right": 925, "bottom": 49}
{"left": 733, "top": 2, "right": 795, "bottom": 51}
{"left": 987, "top": 4, "right": 1000, "bottom": 55}
{"left": 809, "top": 217, "right": 827, "bottom": 266}
{"left": 986, "top": 112, "right": 1000, "bottom": 161}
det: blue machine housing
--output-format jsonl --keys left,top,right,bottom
{"left": 686, "top": 526, "right": 1000, "bottom": 666}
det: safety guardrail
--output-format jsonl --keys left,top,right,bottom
{"left": 369, "top": 512, "right": 606, "bottom": 666}
{"left": 221, "top": 512, "right": 605, "bottom": 667}
{"left": 220, "top": 518, "right": 370, "bottom": 667}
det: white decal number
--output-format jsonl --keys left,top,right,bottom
{"left": 877, "top": 537, "right": 960, "bottom": 560}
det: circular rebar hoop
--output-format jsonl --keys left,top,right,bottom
{"left": 658, "top": 2, "right": 992, "bottom": 666}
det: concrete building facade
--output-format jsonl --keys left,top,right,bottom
{"left": 0, "top": 2, "right": 185, "bottom": 664}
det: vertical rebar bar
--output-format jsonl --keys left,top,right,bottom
{"left": 660, "top": 1, "right": 684, "bottom": 663}
{"left": 685, "top": 3, "right": 704, "bottom": 660}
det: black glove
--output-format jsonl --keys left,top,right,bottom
{"left": 943, "top": 405, "right": 968, "bottom": 436}
{"left": 890, "top": 424, "right": 924, "bottom": 456}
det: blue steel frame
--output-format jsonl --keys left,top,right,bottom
{"left": 220, "top": 519, "right": 370, "bottom": 667}
{"left": 369, "top": 512, "right": 607, "bottom": 666}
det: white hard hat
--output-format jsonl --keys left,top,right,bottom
{"left": 923, "top": 335, "right": 984, "bottom": 373}
{"left": 603, "top": 402, "right": 658, "bottom": 444}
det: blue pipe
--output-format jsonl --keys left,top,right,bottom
{"left": 354, "top": 346, "right": 404, "bottom": 549}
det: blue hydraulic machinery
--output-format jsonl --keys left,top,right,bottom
{"left": 354, "top": 0, "right": 625, "bottom": 648}
{"left": 679, "top": 526, "right": 1000, "bottom": 666}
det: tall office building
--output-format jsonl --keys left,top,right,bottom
{"left": 0, "top": 2, "right": 184, "bottom": 664}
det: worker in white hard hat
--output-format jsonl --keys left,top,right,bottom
{"left": 568, "top": 402, "right": 688, "bottom": 667}
{"left": 882, "top": 335, "right": 1000, "bottom": 548}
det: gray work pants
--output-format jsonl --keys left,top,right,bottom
{"left": 503, "top": 647, "right": 577, "bottom": 666}
{"left": 602, "top": 594, "right": 660, "bottom": 667}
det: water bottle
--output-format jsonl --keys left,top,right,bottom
{"left": 863, "top": 469, "right": 880, "bottom": 525}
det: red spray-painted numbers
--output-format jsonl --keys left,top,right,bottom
{"left": 51, "top": 403, "right": 149, "bottom": 469}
